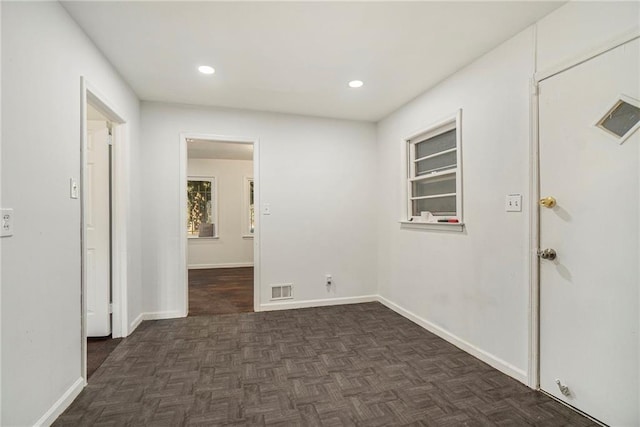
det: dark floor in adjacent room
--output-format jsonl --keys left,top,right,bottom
{"left": 55, "top": 302, "right": 594, "bottom": 426}
{"left": 86, "top": 336, "right": 123, "bottom": 380}
{"left": 188, "top": 267, "right": 254, "bottom": 316}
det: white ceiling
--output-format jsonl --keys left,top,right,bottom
{"left": 188, "top": 139, "right": 253, "bottom": 160}
{"left": 62, "top": 1, "right": 564, "bottom": 122}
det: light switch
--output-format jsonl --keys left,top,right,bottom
{"left": 70, "top": 178, "right": 79, "bottom": 199}
{"left": 506, "top": 194, "right": 522, "bottom": 212}
{"left": 1, "top": 209, "right": 14, "bottom": 237}
{"left": 262, "top": 204, "right": 271, "bottom": 215}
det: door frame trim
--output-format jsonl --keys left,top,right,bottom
{"left": 528, "top": 76, "right": 541, "bottom": 389}
{"left": 535, "top": 28, "right": 640, "bottom": 83}
{"left": 529, "top": 29, "right": 640, "bottom": 390}
{"left": 178, "top": 133, "right": 261, "bottom": 317}
{"left": 80, "top": 77, "right": 129, "bottom": 383}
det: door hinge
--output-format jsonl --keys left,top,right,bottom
{"left": 109, "top": 303, "right": 113, "bottom": 314}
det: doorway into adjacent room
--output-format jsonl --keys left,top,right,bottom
{"left": 184, "top": 138, "right": 256, "bottom": 316}
{"left": 84, "top": 102, "right": 121, "bottom": 379}
{"left": 81, "top": 79, "right": 129, "bottom": 382}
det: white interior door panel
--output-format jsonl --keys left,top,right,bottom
{"left": 539, "top": 39, "right": 639, "bottom": 426}
{"left": 86, "top": 120, "right": 111, "bottom": 337}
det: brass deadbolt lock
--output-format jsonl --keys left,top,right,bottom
{"left": 539, "top": 196, "right": 556, "bottom": 208}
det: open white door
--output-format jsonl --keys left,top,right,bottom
{"left": 86, "top": 119, "right": 111, "bottom": 337}
{"left": 539, "top": 38, "right": 639, "bottom": 425}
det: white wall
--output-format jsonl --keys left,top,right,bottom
{"left": 187, "top": 158, "right": 254, "bottom": 269}
{"left": 0, "top": 1, "right": 3, "bottom": 422}
{"left": 376, "top": 29, "right": 534, "bottom": 382}
{"left": 1, "top": 2, "right": 142, "bottom": 425}
{"left": 535, "top": 1, "right": 640, "bottom": 74}
{"left": 375, "top": 0, "right": 640, "bottom": 385}
{"left": 141, "top": 102, "right": 377, "bottom": 315}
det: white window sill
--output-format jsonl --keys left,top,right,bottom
{"left": 399, "top": 220, "right": 464, "bottom": 232}
{"left": 188, "top": 236, "right": 220, "bottom": 240}
{"left": 242, "top": 235, "right": 254, "bottom": 239}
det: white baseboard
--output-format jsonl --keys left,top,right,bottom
{"left": 376, "top": 295, "right": 528, "bottom": 385}
{"left": 259, "top": 295, "right": 377, "bottom": 311}
{"left": 125, "top": 311, "right": 187, "bottom": 333}
{"left": 188, "top": 262, "right": 254, "bottom": 269}
{"left": 129, "top": 312, "right": 144, "bottom": 334}
{"left": 142, "top": 310, "right": 186, "bottom": 321}
{"left": 34, "top": 377, "right": 84, "bottom": 427}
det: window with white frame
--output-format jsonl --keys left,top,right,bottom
{"left": 187, "top": 177, "right": 217, "bottom": 238}
{"left": 243, "top": 177, "right": 254, "bottom": 236}
{"left": 406, "top": 111, "right": 462, "bottom": 224}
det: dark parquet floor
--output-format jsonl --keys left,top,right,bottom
{"left": 189, "top": 267, "right": 254, "bottom": 316}
{"left": 54, "top": 303, "right": 594, "bottom": 426}
{"left": 87, "top": 336, "right": 123, "bottom": 380}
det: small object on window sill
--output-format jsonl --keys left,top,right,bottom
{"left": 198, "top": 223, "right": 215, "bottom": 237}
{"left": 437, "top": 218, "right": 450, "bottom": 223}
{"left": 420, "top": 211, "right": 434, "bottom": 222}
{"left": 448, "top": 219, "right": 459, "bottom": 223}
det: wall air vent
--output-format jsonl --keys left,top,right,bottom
{"left": 595, "top": 95, "right": 640, "bottom": 144}
{"left": 270, "top": 284, "right": 293, "bottom": 301}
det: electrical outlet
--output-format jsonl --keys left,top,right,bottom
{"left": 505, "top": 194, "right": 522, "bottom": 212}
{"left": 1, "top": 209, "right": 14, "bottom": 237}
{"left": 326, "top": 274, "right": 332, "bottom": 286}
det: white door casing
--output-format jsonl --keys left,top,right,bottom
{"left": 179, "top": 133, "right": 261, "bottom": 316}
{"left": 539, "top": 38, "right": 639, "bottom": 426}
{"left": 86, "top": 120, "right": 111, "bottom": 337}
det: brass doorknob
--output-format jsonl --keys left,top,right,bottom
{"left": 539, "top": 196, "right": 556, "bottom": 208}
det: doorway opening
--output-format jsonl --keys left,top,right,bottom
{"left": 85, "top": 104, "right": 122, "bottom": 379}
{"left": 182, "top": 137, "right": 258, "bottom": 316}
{"left": 81, "top": 78, "right": 129, "bottom": 383}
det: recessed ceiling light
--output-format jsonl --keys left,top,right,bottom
{"left": 198, "top": 65, "right": 215, "bottom": 75}
{"left": 348, "top": 80, "right": 364, "bottom": 88}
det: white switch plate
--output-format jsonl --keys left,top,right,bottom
{"left": 1, "top": 209, "right": 14, "bottom": 237}
{"left": 506, "top": 194, "right": 522, "bottom": 212}
{"left": 70, "top": 178, "right": 79, "bottom": 199}
{"left": 262, "top": 204, "right": 271, "bottom": 215}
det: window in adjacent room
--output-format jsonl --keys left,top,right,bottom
{"left": 405, "top": 110, "right": 462, "bottom": 225}
{"left": 187, "top": 177, "right": 217, "bottom": 238}
{"left": 243, "top": 177, "right": 255, "bottom": 237}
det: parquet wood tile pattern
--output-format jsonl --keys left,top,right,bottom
{"left": 87, "top": 336, "right": 123, "bottom": 380}
{"left": 54, "top": 303, "right": 594, "bottom": 426}
{"left": 189, "top": 267, "right": 254, "bottom": 316}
